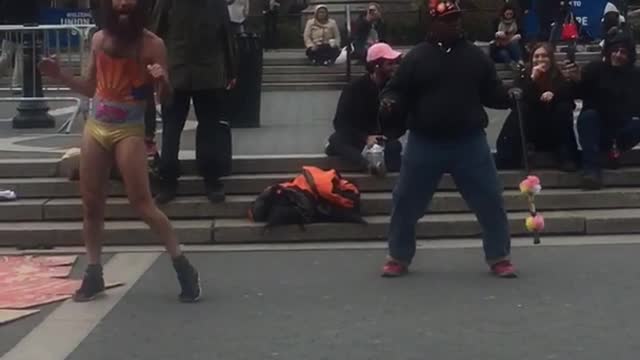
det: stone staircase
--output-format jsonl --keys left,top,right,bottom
{"left": 0, "top": 45, "right": 612, "bottom": 92}
{"left": 2, "top": 153, "right": 640, "bottom": 248}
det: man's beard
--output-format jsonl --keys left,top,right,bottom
{"left": 104, "top": 10, "right": 144, "bottom": 45}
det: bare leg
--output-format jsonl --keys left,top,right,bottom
{"left": 80, "top": 131, "right": 113, "bottom": 265}
{"left": 114, "top": 136, "right": 181, "bottom": 257}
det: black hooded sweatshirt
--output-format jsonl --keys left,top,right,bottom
{"left": 380, "top": 38, "right": 511, "bottom": 139}
{"left": 575, "top": 31, "right": 640, "bottom": 127}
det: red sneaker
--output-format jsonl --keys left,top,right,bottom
{"left": 381, "top": 260, "right": 409, "bottom": 278}
{"left": 490, "top": 260, "right": 518, "bottom": 278}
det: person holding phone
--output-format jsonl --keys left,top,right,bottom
{"left": 563, "top": 29, "right": 640, "bottom": 190}
{"left": 496, "top": 42, "right": 578, "bottom": 171}
{"left": 325, "top": 43, "right": 403, "bottom": 175}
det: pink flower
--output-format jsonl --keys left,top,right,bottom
{"left": 525, "top": 214, "right": 545, "bottom": 232}
{"left": 519, "top": 175, "right": 542, "bottom": 195}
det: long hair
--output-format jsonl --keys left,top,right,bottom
{"left": 101, "top": 0, "right": 147, "bottom": 45}
{"left": 526, "top": 42, "right": 562, "bottom": 90}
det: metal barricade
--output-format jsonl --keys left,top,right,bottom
{"left": 0, "top": 24, "right": 96, "bottom": 133}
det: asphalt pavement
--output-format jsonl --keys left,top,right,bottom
{"left": 2, "top": 243, "right": 635, "bottom": 360}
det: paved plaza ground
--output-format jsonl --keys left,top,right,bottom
{"left": 1, "top": 238, "right": 640, "bottom": 360}
{"left": 0, "top": 90, "right": 509, "bottom": 159}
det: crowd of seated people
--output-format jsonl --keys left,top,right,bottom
{"left": 319, "top": 5, "right": 640, "bottom": 193}
{"left": 495, "top": 27, "right": 640, "bottom": 191}
{"left": 302, "top": 3, "right": 387, "bottom": 66}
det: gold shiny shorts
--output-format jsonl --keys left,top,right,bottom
{"left": 85, "top": 119, "right": 145, "bottom": 151}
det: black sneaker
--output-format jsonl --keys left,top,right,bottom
{"left": 155, "top": 183, "right": 177, "bottom": 205}
{"left": 173, "top": 255, "right": 201, "bottom": 303}
{"left": 73, "top": 265, "right": 105, "bottom": 302}
{"left": 581, "top": 171, "right": 603, "bottom": 191}
{"left": 205, "top": 180, "right": 225, "bottom": 203}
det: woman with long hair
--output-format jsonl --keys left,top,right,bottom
{"left": 38, "top": 0, "right": 201, "bottom": 303}
{"left": 496, "top": 42, "right": 578, "bottom": 171}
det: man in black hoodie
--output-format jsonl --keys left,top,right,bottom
{"left": 379, "top": 0, "right": 517, "bottom": 278}
{"left": 565, "top": 29, "right": 640, "bottom": 190}
{"left": 325, "top": 42, "right": 402, "bottom": 175}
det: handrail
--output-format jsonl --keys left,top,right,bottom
{"left": 345, "top": 4, "right": 352, "bottom": 83}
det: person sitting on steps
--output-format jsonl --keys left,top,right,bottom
{"left": 490, "top": 4, "right": 525, "bottom": 70}
{"left": 496, "top": 42, "right": 578, "bottom": 171}
{"left": 325, "top": 43, "right": 403, "bottom": 176}
{"left": 563, "top": 29, "right": 640, "bottom": 190}
{"left": 303, "top": 5, "right": 341, "bottom": 66}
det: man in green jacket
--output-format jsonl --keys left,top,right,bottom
{"left": 151, "top": 0, "right": 238, "bottom": 204}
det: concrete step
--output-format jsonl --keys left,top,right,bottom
{"left": 262, "top": 82, "right": 346, "bottom": 91}
{"left": 3, "top": 188, "right": 640, "bottom": 222}
{"left": 4, "top": 168, "right": 640, "bottom": 199}
{"left": 263, "top": 65, "right": 365, "bottom": 74}
{"left": 4, "top": 151, "right": 640, "bottom": 179}
{"left": 0, "top": 220, "right": 212, "bottom": 248}
{"left": 4, "top": 208, "right": 640, "bottom": 247}
{"left": 263, "top": 73, "right": 350, "bottom": 83}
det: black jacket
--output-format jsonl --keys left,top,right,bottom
{"left": 333, "top": 74, "right": 381, "bottom": 139}
{"left": 515, "top": 69, "right": 574, "bottom": 112}
{"left": 352, "top": 15, "right": 386, "bottom": 44}
{"left": 575, "top": 61, "right": 640, "bottom": 126}
{"left": 380, "top": 40, "right": 511, "bottom": 139}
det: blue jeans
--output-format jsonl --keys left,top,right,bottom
{"left": 577, "top": 109, "right": 640, "bottom": 173}
{"left": 492, "top": 42, "right": 522, "bottom": 63}
{"left": 387, "top": 131, "right": 511, "bottom": 264}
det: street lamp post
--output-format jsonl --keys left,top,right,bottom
{"left": 12, "top": 0, "right": 55, "bottom": 129}
{"left": 12, "top": 26, "right": 56, "bottom": 129}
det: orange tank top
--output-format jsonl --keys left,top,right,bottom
{"left": 92, "top": 51, "right": 152, "bottom": 125}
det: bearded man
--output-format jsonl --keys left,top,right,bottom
{"left": 39, "top": 0, "right": 202, "bottom": 303}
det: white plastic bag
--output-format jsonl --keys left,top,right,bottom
{"left": 362, "top": 143, "right": 385, "bottom": 166}
{"left": 334, "top": 44, "right": 353, "bottom": 65}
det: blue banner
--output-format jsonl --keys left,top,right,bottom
{"left": 524, "top": 0, "right": 609, "bottom": 40}
{"left": 38, "top": 8, "right": 94, "bottom": 48}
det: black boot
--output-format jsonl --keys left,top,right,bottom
{"left": 205, "top": 179, "right": 225, "bottom": 203}
{"left": 73, "top": 264, "right": 105, "bottom": 302}
{"left": 172, "top": 255, "right": 201, "bottom": 303}
{"left": 155, "top": 181, "right": 177, "bottom": 205}
{"left": 581, "top": 170, "right": 603, "bottom": 191}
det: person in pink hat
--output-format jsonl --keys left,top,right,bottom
{"left": 325, "top": 42, "right": 403, "bottom": 175}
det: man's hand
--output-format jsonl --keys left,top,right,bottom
{"left": 380, "top": 98, "right": 395, "bottom": 112}
{"left": 508, "top": 87, "right": 523, "bottom": 101}
{"left": 366, "top": 135, "right": 380, "bottom": 146}
{"left": 39, "top": 56, "right": 61, "bottom": 79}
{"left": 147, "top": 63, "right": 167, "bottom": 81}
{"left": 561, "top": 61, "right": 581, "bottom": 82}
{"left": 540, "top": 91, "right": 554, "bottom": 103}
{"left": 226, "top": 78, "right": 237, "bottom": 90}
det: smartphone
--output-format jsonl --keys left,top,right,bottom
{"left": 566, "top": 41, "right": 577, "bottom": 64}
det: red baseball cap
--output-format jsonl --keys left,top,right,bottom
{"left": 366, "top": 43, "right": 402, "bottom": 63}
{"left": 428, "top": 0, "right": 461, "bottom": 18}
